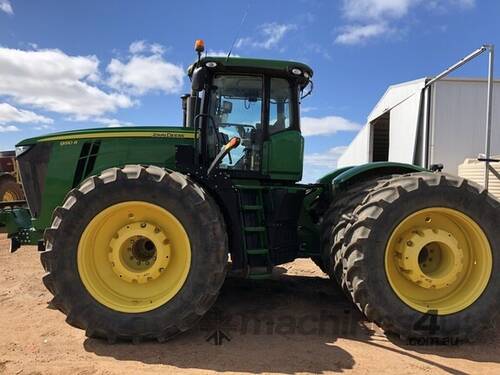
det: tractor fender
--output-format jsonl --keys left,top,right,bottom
{"left": 319, "top": 162, "right": 427, "bottom": 189}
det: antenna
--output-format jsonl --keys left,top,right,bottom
{"left": 226, "top": 1, "right": 251, "bottom": 61}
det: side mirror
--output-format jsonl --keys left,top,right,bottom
{"left": 222, "top": 101, "right": 233, "bottom": 114}
{"left": 191, "top": 67, "right": 207, "bottom": 92}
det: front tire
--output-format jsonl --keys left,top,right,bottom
{"left": 41, "top": 165, "right": 228, "bottom": 342}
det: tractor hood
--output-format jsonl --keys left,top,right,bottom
{"left": 14, "top": 125, "right": 196, "bottom": 224}
{"left": 16, "top": 126, "right": 195, "bottom": 146}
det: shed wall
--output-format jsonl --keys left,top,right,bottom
{"left": 337, "top": 124, "right": 370, "bottom": 167}
{"left": 430, "top": 79, "right": 500, "bottom": 175}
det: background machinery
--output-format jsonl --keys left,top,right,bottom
{"left": 0, "top": 150, "right": 24, "bottom": 202}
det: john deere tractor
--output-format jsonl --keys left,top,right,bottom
{"left": 1, "top": 41, "right": 499, "bottom": 342}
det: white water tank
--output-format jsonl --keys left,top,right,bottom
{"left": 458, "top": 157, "right": 500, "bottom": 200}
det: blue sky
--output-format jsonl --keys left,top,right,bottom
{"left": 0, "top": 0, "right": 499, "bottom": 181}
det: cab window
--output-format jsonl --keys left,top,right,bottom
{"left": 209, "top": 75, "right": 263, "bottom": 171}
{"left": 269, "top": 78, "right": 293, "bottom": 134}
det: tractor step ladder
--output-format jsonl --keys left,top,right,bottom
{"left": 235, "top": 184, "right": 272, "bottom": 279}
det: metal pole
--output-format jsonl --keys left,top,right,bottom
{"left": 484, "top": 44, "right": 495, "bottom": 190}
{"left": 421, "top": 86, "right": 430, "bottom": 168}
{"left": 420, "top": 46, "right": 488, "bottom": 170}
{"left": 424, "top": 46, "right": 487, "bottom": 88}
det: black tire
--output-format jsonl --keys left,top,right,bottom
{"left": 40, "top": 165, "right": 228, "bottom": 342}
{"left": 340, "top": 172, "right": 500, "bottom": 340}
{"left": 0, "top": 176, "right": 24, "bottom": 201}
{"left": 320, "top": 176, "right": 393, "bottom": 289}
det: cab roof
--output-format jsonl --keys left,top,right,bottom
{"left": 188, "top": 56, "right": 313, "bottom": 78}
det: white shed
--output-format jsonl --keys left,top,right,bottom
{"left": 338, "top": 77, "right": 500, "bottom": 175}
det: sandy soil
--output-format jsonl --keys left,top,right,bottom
{"left": 1, "top": 235, "right": 499, "bottom": 375}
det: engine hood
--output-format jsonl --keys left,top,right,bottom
{"left": 16, "top": 126, "right": 195, "bottom": 146}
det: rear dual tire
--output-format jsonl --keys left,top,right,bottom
{"left": 322, "top": 172, "right": 500, "bottom": 340}
{"left": 319, "top": 176, "right": 394, "bottom": 288}
{"left": 41, "top": 165, "right": 228, "bottom": 342}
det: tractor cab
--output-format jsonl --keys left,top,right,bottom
{"left": 184, "top": 41, "right": 313, "bottom": 181}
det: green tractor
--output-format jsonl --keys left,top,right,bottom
{"left": 1, "top": 42, "right": 499, "bottom": 343}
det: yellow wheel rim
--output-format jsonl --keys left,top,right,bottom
{"left": 385, "top": 207, "right": 492, "bottom": 315}
{"left": 2, "top": 191, "right": 15, "bottom": 201}
{"left": 77, "top": 201, "right": 191, "bottom": 313}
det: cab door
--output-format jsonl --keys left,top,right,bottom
{"left": 262, "top": 77, "right": 304, "bottom": 181}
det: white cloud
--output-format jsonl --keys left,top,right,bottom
{"left": 0, "top": 42, "right": 186, "bottom": 129}
{"left": 300, "top": 115, "right": 360, "bottom": 180}
{"left": 0, "top": 47, "right": 133, "bottom": 118}
{"left": 0, "top": 0, "right": 13, "bottom": 15}
{"left": 304, "top": 146, "right": 348, "bottom": 168}
{"left": 0, "top": 125, "right": 19, "bottom": 132}
{"left": 302, "top": 146, "right": 348, "bottom": 182}
{"left": 88, "top": 116, "right": 135, "bottom": 128}
{"left": 107, "top": 41, "right": 184, "bottom": 95}
{"left": 427, "top": 0, "right": 476, "bottom": 10}
{"left": 337, "top": 0, "right": 476, "bottom": 44}
{"left": 129, "top": 40, "right": 166, "bottom": 55}
{"left": 304, "top": 43, "right": 332, "bottom": 60}
{"left": 150, "top": 43, "right": 166, "bottom": 55}
{"left": 33, "top": 124, "right": 54, "bottom": 131}
{"left": 207, "top": 50, "right": 240, "bottom": 58}
{"left": 236, "top": 23, "right": 296, "bottom": 50}
{"left": 342, "top": 0, "right": 476, "bottom": 21}
{"left": 0, "top": 103, "right": 53, "bottom": 124}
{"left": 342, "top": 0, "right": 414, "bottom": 21}
{"left": 335, "top": 23, "right": 391, "bottom": 45}
{"left": 456, "top": 0, "right": 475, "bottom": 7}
{"left": 301, "top": 106, "right": 318, "bottom": 113}
{"left": 107, "top": 55, "right": 184, "bottom": 95}
{"left": 129, "top": 40, "right": 147, "bottom": 54}
{"left": 301, "top": 115, "right": 362, "bottom": 136}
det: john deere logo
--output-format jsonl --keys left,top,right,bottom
{"left": 151, "top": 132, "right": 191, "bottom": 138}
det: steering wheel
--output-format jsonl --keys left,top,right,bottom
{"left": 219, "top": 123, "right": 254, "bottom": 138}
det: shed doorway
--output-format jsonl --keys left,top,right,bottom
{"left": 370, "top": 112, "right": 390, "bottom": 162}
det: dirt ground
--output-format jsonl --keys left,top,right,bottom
{"left": 1, "top": 235, "right": 499, "bottom": 375}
